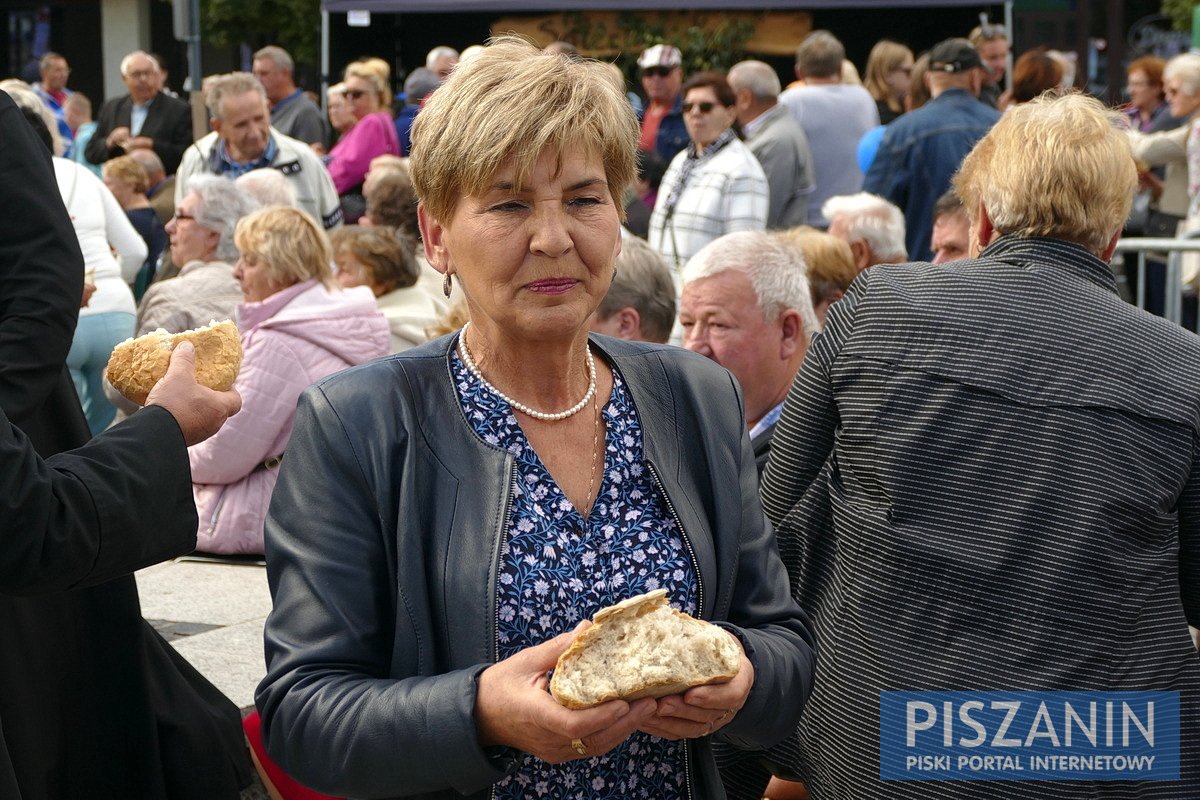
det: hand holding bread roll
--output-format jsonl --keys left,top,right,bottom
{"left": 550, "top": 590, "right": 742, "bottom": 708}
{"left": 143, "top": 342, "right": 243, "bottom": 446}
{"left": 107, "top": 320, "right": 242, "bottom": 407}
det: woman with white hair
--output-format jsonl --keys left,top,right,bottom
{"left": 137, "top": 175, "right": 260, "bottom": 335}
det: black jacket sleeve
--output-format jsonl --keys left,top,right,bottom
{"left": 0, "top": 94, "right": 83, "bottom": 426}
{"left": 0, "top": 404, "right": 197, "bottom": 595}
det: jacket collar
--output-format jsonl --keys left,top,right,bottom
{"left": 979, "top": 235, "right": 1118, "bottom": 295}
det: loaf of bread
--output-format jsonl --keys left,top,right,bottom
{"left": 550, "top": 589, "right": 741, "bottom": 709}
{"left": 106, "top": 320, "right": 242, "bottom": 406}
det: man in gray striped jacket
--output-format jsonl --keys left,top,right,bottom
{"left": 760, "top": 92, "right": 1200, "bottom": 798}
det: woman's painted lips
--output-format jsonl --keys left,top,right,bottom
{"left": 526, "top": 279, "right": 578, "bottom": 295}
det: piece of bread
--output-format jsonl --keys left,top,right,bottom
{"left": 550, "top": 589, "right": 741, "bottom": 709}
{"left": 106, "top": 320, "right": 242, "bottom": 406}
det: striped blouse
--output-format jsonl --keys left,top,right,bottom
{"left": 760, "top": 236, "right": 1200, "bottom": 798}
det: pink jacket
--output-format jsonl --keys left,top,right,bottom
{"left": 189, "top": 280, "right": 389, "bottom": 554}
{"left": 327, "top": 111, "right": 400, "bottom": 194}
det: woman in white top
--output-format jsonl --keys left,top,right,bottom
{"left": 59, "top": 154, "right": 147, "bottom": 432}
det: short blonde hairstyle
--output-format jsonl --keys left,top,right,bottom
{"left": 410, "top": 36, "right": 638, "bottom": 224}
{"left": 330, "top": 226, "right": 419, "bottom": 293}
{"left": 954, "top": 92, "right": 1135, "bottom": 254}
{"left": 102, "top": 155, "right": 150, "bottom": 194}
{"left": 234, "top": 206, "right": 335, "bottom": 290}
{"left": 776, "top": 226, "right": 856, "bottom": 312}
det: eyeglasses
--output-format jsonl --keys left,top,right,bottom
{"left": 344, "top": 89, "right": 368, "bottom": 100}
{"left": 642, "top": 67, "right": 675, "bottom": 78}
{"left": 682, "top": 101, "right": 718, "bottom": 114}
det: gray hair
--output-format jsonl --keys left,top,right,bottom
{"left": 796, "top": 31, "right": 844, "bottom": 79}
{"left": 186, "top": 175, "right": 262, "bottom": 262}
{"left": 253, "top": 45, "right": 294, "bottom": 74}
{"left": 682, "top": 230, "right": 819, "bottom": 336}
{"left": 1164, "top": 53, "right": 1200, "bottom": 97}
{"left": 39, "top": 52, "right": 66, "bottom": 71}
{"left": 597, "top": 233, "right": 676, "bottom": 343}
{"left": 235, "top": 168, "right": 295, "bottom": 209}
{"left": 426, "top": 46, "right": 459, "bottom": 69}
{"left": 120, "top": 50, "right": 158, "bottom": 78}
{"left": 403, "top": 67, "right": 441, "bottom": 104}
{"left": 822, "top": 192, "right": 908, "bottom": 262}
{"left": 205, "top": 72, "right": 267, "bottom": 120}
{"left": 728, "top": 60, "right": 781, "bottom": 100}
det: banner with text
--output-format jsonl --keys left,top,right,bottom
{"left": 879, "top": 690, "right": 1180, "bottom": 781}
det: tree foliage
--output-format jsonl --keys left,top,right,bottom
{"left": 197, "top": 0, "right": 321, "bottom": 64}
{"left": 1163, "top": 0, "right": 1199, "bottom": 31}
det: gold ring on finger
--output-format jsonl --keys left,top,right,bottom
{"left": 571, "top": 737, "right": 588, "bottom": 757}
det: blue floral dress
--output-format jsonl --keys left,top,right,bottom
{"left": 452, "top": 350, "right": 699, "bottom": 800}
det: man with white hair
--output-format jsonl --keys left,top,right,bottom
{"left": 426, "top": 46, "right": 459, "bottom": 80}
{"left": 679, "top": 230, "right": 817, "bottom": 472}
{"left": 823, "top": 192, "right": 907, "bottom": 271}
{"left": 863, "top": 37, "right": 1001, "bottom": 261}
{"left": 175, "top": 72, "right": 341, "bottom": 229}
{"left": 86, "top": 50, "right": 192, "bottom": 174}
{"left": 252, "top": 45, "right": 326, "bottom": 148}
{"left": 728, "top": 60, "right": 814, "bottom": 230}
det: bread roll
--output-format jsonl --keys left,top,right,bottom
{"left": 550, "top": 589, "right": 741, "bottom": 709}
{"left": 106, "top": 320, "right": 242, "bottom": 406}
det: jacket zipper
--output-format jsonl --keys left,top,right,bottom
{"left": 487, "top": 459, "right": 518, "bottom": 800}
{"left": 647, "top": 459, "right": 701, "bottom": 800}
{"left": 645, "top": 460, "right": 704, "bottom": 617}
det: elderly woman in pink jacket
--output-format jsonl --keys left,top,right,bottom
{"left": 188, "top": 206, "right": 390, "bottom": 554}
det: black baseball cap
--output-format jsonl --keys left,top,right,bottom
{"left": 929, "top": 38, "right": 984, "bottom": 73}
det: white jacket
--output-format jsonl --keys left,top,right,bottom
{"left": 175, "top": 128, "right": 342, "bottom": 229}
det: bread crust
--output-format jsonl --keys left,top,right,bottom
{"left": 550, "top": 589, "right": 741, "bottom": 709}
{"left": 107, "top": 320, "right": 242, "bottom": 406}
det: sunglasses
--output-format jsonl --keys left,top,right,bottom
{"left": 642, "top": 66, "right": 675, "bottom": 78}
{"left": 344, "top": 89, "right": 368, "bottom": 100}
{"left": 682, "top": 101, "right": 718, "bottom": 114}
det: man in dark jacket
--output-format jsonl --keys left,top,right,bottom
{"left": 85, "top": 50, "right": 192, "bottom": 175}
{"left": 0, "top": 89, "right": 250, "bottom": 800}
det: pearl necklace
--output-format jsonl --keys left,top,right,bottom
{"left": 457, "top": 323, "right": 596, "bottom": 422}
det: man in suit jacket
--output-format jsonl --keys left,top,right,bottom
{"left": 729, "top": 60, "right": 814, "bottom": 230}
{"left": 677, "top": 230, "right": 817, "bottom": 474}
{"left": 85, "top": 50, "right": 192, "bottom": 175}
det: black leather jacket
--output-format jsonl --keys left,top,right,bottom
{"left": 257, "top": 334, "right": 816, "bottom": 799}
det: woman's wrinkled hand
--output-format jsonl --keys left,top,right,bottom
{"left": 474, "top": 624, "right": 659, "bottom": 764}
{"left": 637, "top": 636, "right": 754, "bottom": 741}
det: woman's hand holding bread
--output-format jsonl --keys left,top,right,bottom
{"left": 638, "top": 650, "right": 753, "bottom": 741}
{"left": 474, "top": 625, "right": 659, "bottom": 764}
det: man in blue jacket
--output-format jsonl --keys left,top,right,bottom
{"left": 863, "top": 38, "right": 1001, "bottom": 261}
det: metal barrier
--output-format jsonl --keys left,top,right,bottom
{"left": 1114, "top": 231, "right": 1200, "bottom": 329}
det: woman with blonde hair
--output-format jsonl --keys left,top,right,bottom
{"left": 256, "top": 36, "right": 814, "bottom": 799}
{"left": 863, "top": 40, "right": 914, "bottom": 124}
{"left": 775, "top": 226, "right": 857, "bottom": 326}
{"left": 325, "top": 60, "right": 400, "bottom": 221}
{"left": 187, "top": 206, "right": 388, "bottom": 554}
{"left": 102, "top": 154, "right": 166, "bottom": 300}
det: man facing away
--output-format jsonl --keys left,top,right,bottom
{"left": 778, "top": 31, "right": 879, "bottom": 227}
{"left": 252, "top": 45, "right": 327, "bottom": 149}
{"left": 728, "top": 60, "right": 815, "bottom": 230}
{"left": 863, "top": 37, "right": 1001, "bottom": 261}
{"left": 762, "top": 91, "right": 1200, "bottom": 799}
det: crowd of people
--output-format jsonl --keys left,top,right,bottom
{"left": 0, "top": 20, "right": 1197, "bottom": 800}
